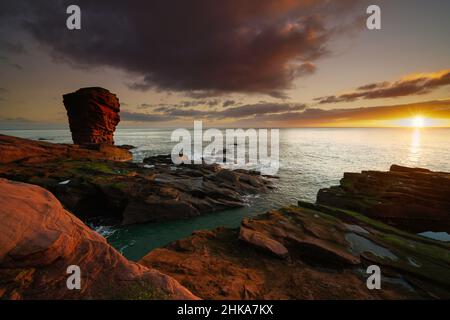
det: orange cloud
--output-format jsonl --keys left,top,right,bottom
{"left": 316, "top": 69, "right": 450, "bottom": 104}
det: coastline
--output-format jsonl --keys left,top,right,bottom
{"left": 1, "top": 134, "right": 449, "bottom": 299}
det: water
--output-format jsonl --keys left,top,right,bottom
{"left": 345, "top": 233, "right": 398, "bottom": 260}
{"left": 418, "top": 231, "right": 450, "bottom": 242}
{"left": 2, "top": 127, "right": 450, "bottom": 261}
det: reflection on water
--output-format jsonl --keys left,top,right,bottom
{"left": 408, "top": 128, "right": 422, "bottom": 163}
{"left": 345, "top": 233, "right": 398, "bottom": 260}
{"left": 419, "top": 231, "right": 450, "bottom": 242}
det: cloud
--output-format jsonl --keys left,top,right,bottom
{"left": 138, "top": 99, "right": 222, "bottom": 111}
{"left": 0, "top": 39, "right": 26, "bottom": 55}
{"left": 122, "top": 99, "right": 450, "bottom": 127}
{"left": 120, "top": 111, "right": 176, "bottom": 123}
{"left": 216, "top": 102, "right": 306, "bottom": 119}
{"left": 316, "top": 69, "right": 450, "bottom": 104}
{"left": 0, "top": 116, "right": 32, "bottom": 123}
{"left": 122, "top": 102, "right": 307, "bottom": 122}
{"left": 8, "top": 0, "right": 365, "bottom": 97}
{"left": 222, "top": 100, "right": 238, "bottom": 108}
{"left": 9, "top": 63, "right": 23, "bottom": 70}
{"left": 248, "top": 99, "right": 450, "bottom": 125}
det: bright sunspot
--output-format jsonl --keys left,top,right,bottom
{"left": 411, "top": 116, "right": 425, "bottom": 128}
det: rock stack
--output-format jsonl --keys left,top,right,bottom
{"left": 63, "top": 87, "right": 120, "bottom": 145}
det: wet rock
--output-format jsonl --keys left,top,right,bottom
{"left": 317, "top": 165, "right": 450, "bottom": 233}
{"left": 0, "top": 178, "right": 197, "bottom": 300}
{"left": 140, "top": 204, "right": 450, "bottom": 299}
{"left": 63, "top": 87, "right": 120, "bottom": 145}
{"left": 0, "top": 135, "right": 271, "bottom": 225}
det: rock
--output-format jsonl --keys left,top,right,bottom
{"left": 0, "top": 135, "right": 271, "bottom": 225}
{"left": 141, "top": 204, "right": 450, "bottom": 299}
{"left": 238, "top": 226, "right": 289, "bottom": 259}
{"left": 0, "top": 134, "right": 132, "bottom": 163}
{"left": 119, "top": 144, "right": 137, "bottom": 150}
{"left": 317, "top": 165, "right": 450, "bottom": 233}
{"left": 63, "top": 87, "right": 120, "bottom": 145}
{"left": 0, "top": 178, "right": 197, "bottom": 300}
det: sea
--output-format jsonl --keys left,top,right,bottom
{"left": 1, "top": 127, "right": 449, "bottom": 260}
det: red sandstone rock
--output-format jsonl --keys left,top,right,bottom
{"left": 317, "top": 165, "right": 450, "bottom": 232}
{"left": 239, "top": 226, "right": 289, "bottom": 259}
{"left": 63, "top": 87, "right": 121, "bottom": 145}
{"left": 141, "top": 206, "right": 449, "bottom": 299}
{"left": 0, "top": 178, "right": 197, "bottom": 300}
{"left": 141, "top": 206, "right": 450, "bottom": 299}
{"left": 0, "top": 134, "right": 132, "bottom": 163}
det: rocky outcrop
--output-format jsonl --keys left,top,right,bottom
{"left": 63, "top": 87, "right": 120, "bottom": 145}
{"left": 0, "top": 135, "right": 272, "bottom": 225}
{"left": 317, "top": 165, "right": 450, "bottom": 233}
{"left": 0, "top": 178, "right": 197, "bottom": 300}
{"left": 141, "top": 204, "right": 450, "bottom": 300}
{"left": 0, "top": 134, "right": 132, "bottom": 163}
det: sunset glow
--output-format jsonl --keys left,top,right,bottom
{"left": 393, "top": 115, "right": 448, "bottom": 128}
{"left": 411, "top": 116, "right": 425, "bottom": 128}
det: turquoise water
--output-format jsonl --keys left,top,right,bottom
{"left": 2, "top": 127, "right": 450, "bottom": 261}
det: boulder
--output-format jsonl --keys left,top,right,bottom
{"left": 63, "top": 87, "right": 120, "bottom": 145}
{"left": 238, "top": 226, "right": 289, "bottom": 259}
{"left": 0, "top": 178, "right": 197, "bottom": 300}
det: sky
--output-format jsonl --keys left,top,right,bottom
{"left": 0, "top": 0, "right": 449, "bottom": 129}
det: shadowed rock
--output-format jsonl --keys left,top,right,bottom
{"left": 0, "top": 178, "right": 197, "bottom": 300}
{"left": 317, "top": 165, "right": 450, "bottom": 233}
{"left": 63, "top": 87, "right": 120, "bottom": 145}
{"left": 0, "top": 135, "right": 272, "bottom": 225}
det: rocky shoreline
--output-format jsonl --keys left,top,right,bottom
{"left": 317, "top": 165, "right": 450, "bottom": 233}
{"left": 1, "top": 135, "right": 449, "bottom": 299}
{"left": 0, "top": 134, "right": 273, "bottom": 225}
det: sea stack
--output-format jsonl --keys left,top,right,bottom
{"left": 63, "top": 87, "right": 120, "bottom": 145}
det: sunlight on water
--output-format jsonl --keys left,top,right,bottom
{"left": 408, "top": 128, "right": 422, "bottom": 163}
{"left": 2, "top": 127, "right": 450, "bottom": 260}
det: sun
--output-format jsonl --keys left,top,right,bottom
{"left": 411, "top": 116, "right": 425, "bottom": 128}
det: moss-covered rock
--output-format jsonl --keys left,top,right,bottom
{"left": 141, "top": 203, "right": 450, "bottom": 300}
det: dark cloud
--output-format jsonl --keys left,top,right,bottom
{"left": 0, "top": 39, "right": 26, "bottom": 55}
{"left": 7, "top": 0, "right": 365, "bottom": 97}
{"left": 222, "top": 100, "right": 238, "bottom": 108}
{"left": 316, "top": 69, "right": 450, "bottom": 104}
{"left": 9, "top": 63, "right": 23, "bottom": 70}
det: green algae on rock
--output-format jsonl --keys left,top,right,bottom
{"left": 141, "top": 203, "right": 450, "bottom": 300}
